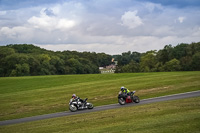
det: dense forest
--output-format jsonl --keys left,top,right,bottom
{"left": 0, "top": 42, "right": 200, "bottom": 77}
{"left": 115, "top": 42, "right": 200, "bottom": 73}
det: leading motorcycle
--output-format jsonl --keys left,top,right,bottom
{"left": 118, "top": 91, "right": 140, "bottom": 105}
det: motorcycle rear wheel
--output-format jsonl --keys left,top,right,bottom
{"left": 88, "top": 103, "right": 94, "bottom": 109}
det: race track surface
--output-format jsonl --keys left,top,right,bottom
{"left": 1, "top": 90, "right": 200, "bottom": 126}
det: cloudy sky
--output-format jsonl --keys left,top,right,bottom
{"left": 0, "top": 0, "right": 200, "bottom": 54}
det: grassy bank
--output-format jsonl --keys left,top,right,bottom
{"left": 0, "top": 71, "right": 200, "bottom": 120}
{"left": 0, "top": 97, "right": 199, "bottom": 133}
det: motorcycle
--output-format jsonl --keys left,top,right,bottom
{"left": 118, "top": 91, "right": 140, "bottom": 105}
{"left": 69, "top": 98, "right": 94, "bottom": 112}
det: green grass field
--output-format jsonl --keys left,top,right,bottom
{"left": 0, "top": 71, "right": 200, "bottom": 121}
{"left": 0, "top": 97, "right": 199, "bottom": 133}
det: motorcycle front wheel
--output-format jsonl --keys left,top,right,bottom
{"left": 133, "top": 96, "right": 140, "bottom": 103}
{"left": 69, "top": 105, "right": 77, "bottom": 112}
{"left": 118, "top": 98, "right": 125, "bottom": 105}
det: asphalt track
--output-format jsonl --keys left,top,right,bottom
{"left": 1, "top": 90, "right": 200, "bottom": 126}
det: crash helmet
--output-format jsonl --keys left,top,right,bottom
{"left": 121, "top": 86, "right": 125, "bottom": 91}
{"left": 72, "top": 94, "right": 76, "bottom": 98}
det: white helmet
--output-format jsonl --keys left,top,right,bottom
{"left": 121, "top": 86, "right": 125, "bottom": 90}
{"left": 72, "top": 94, "right": 76, "bottom": 98}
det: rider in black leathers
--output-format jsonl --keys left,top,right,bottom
{"left": 70, "top": 94, "right": 85, "bottom": 107}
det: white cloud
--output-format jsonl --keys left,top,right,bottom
{"left": 27, "top": 8, "right": 76, "bottom": 31}
{"left": 144, "top": 2, "right": 163, "bottom": 12}
{"left": 121, "top": 10, "right": 143, "bottom": 29}
{"left": 0, "top": 11, "right": 7, "bottom": 15}
{"left": 36, "top": 32, "right": 200, "bottom": 55}
{"left": 178, "top": 16, "right": 185, "bottom": 23}
{"left": 33, "top": 36, "right": 173, "bottom": 54}
{"left": 0, "top": 27, "right": 16, "bottom": 39}
{"left": 152, "top": 26, "right": 174, "bottom": 36}
{"left": 57, "top": 19, "right": 76, "bottom": 29}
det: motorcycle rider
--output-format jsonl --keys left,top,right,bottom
{"left": 70, "top": 94, "right": 85, "bottom": 108}
{"left": 70, "top": 94, "right": 78, "bottom": 102}
{"left": 121, "top": 86, "right": 130, "bottom": 95}
{"left": 121, "top": 86, "right": 132, "bottom": 99}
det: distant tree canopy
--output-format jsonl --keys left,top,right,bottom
{"left": 0, "top": 42, "right": 200, "bottom": 77}
{"left": 0, "top": 44, "right": 112, "bottom": 77}
{"left": 115, "top": 42, "right": 200, "bottom": 73}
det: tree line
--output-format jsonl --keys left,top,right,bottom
{"left": 0, "top": 44, "right": 112, "bottom": 77}
{"left": 0, "top": 42, "right": 199, "bottom": 77}
{"left": 114, "top": 42, "right": 200, "bottom": 73}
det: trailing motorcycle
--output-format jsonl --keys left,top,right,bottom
{"left": 118, "top": 91, "right": 140, "bottom": 105}
{"left": 69, "top": 98, "right": 94, "bottom": 112}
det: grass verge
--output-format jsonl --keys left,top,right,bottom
{"left": 0, "top": 97, "right": 199, "bottom": 133}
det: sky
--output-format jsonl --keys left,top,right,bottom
{"left": 0, "top": 0, "right": 200, "bottom": 55}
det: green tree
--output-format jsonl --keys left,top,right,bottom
{"left": 67, "top": 58, "right": 82, "bottom": 74}
{"left": 180, "top": 56, "right": 192, "bottom": 71}
{"left": 9, "top": 63, "right": 30, "bottom": 76}
{"left": 163, "top": 58, "right": 181, "bottom": 71}
{"left": 28, "top": 56, "right": 40, "bottom": 75}
{"left": 172, "top": 43, "right": 188, "bottom": 60}
{"left": 38, "top": 54, "right": 51, "bottom": 75}
{"left": 0, "top": 47, "right": 15, "bottom": 76}
{"left": 121, "top": 60, "right": 140, "bottom": 73}
{"left": 79, "top": 58, "right": 94, "bottom": 74}
{"left": 50, "top": 56, "right": 65, "bottom": 74}
{"left": 155, "top": 62, "right": 164, "bottom": 72}
{"left": 157, "top": 44, "right": 173, "bottom": 64}
{"left": 191, "top": 52, "right": 200, "bottom": 70}
{"left": 140, "top": 51, "right": 157, "bottom": 72}
{"left": 0, "top": 46, "right": 15, "bottom": 58}
{"left": 4, "top": 53, "right": 29, "bottom": 76}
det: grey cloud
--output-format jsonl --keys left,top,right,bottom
{"left": 0, "top": 0, "right": 200, "bottom": 54}
{"left": 44, "top": 8, "right": 55, "bottom": 16}
{"left": 137, "top": 0, "right": 200, "bottom": 8}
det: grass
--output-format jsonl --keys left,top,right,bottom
{"left": 0, "top": 71, "right": 200, "bottom": 121}
{"left": 0, "top": 97, "right": 199, "bottom": 133}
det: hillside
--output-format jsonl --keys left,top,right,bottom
{"left": 0, "top": 71, "right": 200, "bottom": 121}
